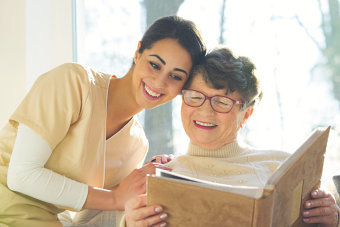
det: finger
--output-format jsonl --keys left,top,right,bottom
{"left": 131, "top": 204, "right": 165, "bottom": 221}
{"left": 161, "top": 155, "right": 168, "bottom": 164}
{"left": 168, "top": 154, "right": 175, "bottom": 161}
{"left": 304, "top": 197, "right": 335, "bottom": 209}
{"left": 155, "top": 165, "right": 172, "bottom": 171}
{"left": 126, "top": 196, "right": 168, "bottom": 226}
{"left": 138, "top": 213, "right": 168, "bottom": 227}
{"left": 143, "top": 163, "right": 172, "bottom": 174}
{"left": 303, "top": 205, "right": 335, "bottom": 217}
{"left": 311, "top": 189, "right": 329, "bottom": 199}
{"left": 303, "top": 214, "right": 337, "bottom": 225}
{"left": 154, "top": 222, "right": 167, "bottom": 227}
{"left": 139, "top": 163, "right": 158, "bottom": 174}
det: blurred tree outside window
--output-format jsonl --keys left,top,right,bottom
{"left": 75, "top": 0, "right": 340, "bottom": 182}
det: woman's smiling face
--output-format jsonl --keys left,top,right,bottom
{"left": 181, "top": 74, "right": 251, "bottom": 150}
{"left": 132, "top": 38, "right": 192, "bottom": 109}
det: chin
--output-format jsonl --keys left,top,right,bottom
{"left": 193, "top": 140, "right": 215, "bottom": 149}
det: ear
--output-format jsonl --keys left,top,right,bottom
{"left": 240, "top": 106, "right": 254, "bottom": 128}
{"left": 134, "top": 41, "right": 142, "bottom": 63}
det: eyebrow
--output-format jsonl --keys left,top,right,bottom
{"left": 149, "top": 54, "right": 188, "bottom": 76}
{"left": 174, "top": 68, "right": 188, "bottom": 76}
{"left": 150, "top": 54, "right": 166, "bottom": 65}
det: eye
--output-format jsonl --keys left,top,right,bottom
{"left": 169, "top": 74, "right": 183, "bottom": 81}
{"left": 218, "top": 101, "right": 231, "bottom": 107}
{"left": 214, "top": 97, "right": 232, "bottom": 107}
{"left": 149, "top": 61, "right": 160, "bottom": 70}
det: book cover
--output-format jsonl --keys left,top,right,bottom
{"left": 147, "top": 126, "right": 331, "bottom": 227}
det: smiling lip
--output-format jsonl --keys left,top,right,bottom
{"left": 142, "top": 82, "right": 163, "bottom": 101}
{"left": 193, "top": 120, "right": 217, "bottom": 130}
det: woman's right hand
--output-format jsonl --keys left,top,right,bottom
{"left": 146, "top": 154, "right": 175, "bottom": 164}
{"left": 125, "top": 194, "right": 168, "bottom": 227}
{"left": 112, "top": 163, "right": 171, "bottom": 210}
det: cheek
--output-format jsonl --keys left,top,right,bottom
{"left": 181, "top": 104, "right": 191, "bottom": 128}
{"left": 220, "top": 114, "right": 238, "bottom": 131}
{"left": 166, "top": 82, "right": 184, "bottom": 98}
{"left": 134, "top": 62, "right": 149, "bottom": 78}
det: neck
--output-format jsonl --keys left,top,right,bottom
{"left": 107, "top": 67, "right": 142, "bottom": 124}
{"left": 187, "top": 140, "right": 243, "bottom": 158}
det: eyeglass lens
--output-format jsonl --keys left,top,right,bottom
{"left": 183, "top": 90, "right": 233, "bottom": 113}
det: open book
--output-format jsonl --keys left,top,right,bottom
{"left": 147, "top": 126, "right": 331, "bottom": 227}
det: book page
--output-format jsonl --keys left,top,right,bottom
{"left": 153, "top": 169, "right": 265, "bottom": 199}
{"left": 265, "top": 127, "right": 329, "bottom": 188}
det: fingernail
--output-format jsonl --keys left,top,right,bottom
{"left": 160, "top": 214, "right": 168, "bottom": 219}
{"left": 306, "top": 202, "right": 311, "bottom": 207}
{"left": 160, "top": 223, "right": 167, "bottom": 227}
{"left": 312, "top": 191, "right": 318, "bottom": 196}
{"left": 155, "top": 207, "right": 162, "bottom": 213}
{"left": 303, "top": 211, "right": 309, "bottom": 216}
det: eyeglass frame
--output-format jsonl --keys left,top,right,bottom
{"left": 181, "top": 89, "right": 244, "bottom": 113}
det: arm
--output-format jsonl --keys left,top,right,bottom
{"left": 8, "top": 124, "right": 171, "bottom": 211}
{"left": 7, "top": 124, "right": 88, "bottom": 210}
{"left": 84, "top": 163, "right": 171, "bottom": 211}
{"left": 302, "top": 189, "right": 339, "bottom": 227}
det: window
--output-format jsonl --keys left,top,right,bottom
{"left": 75, "top": 0, "right": 340, "bottom": 179}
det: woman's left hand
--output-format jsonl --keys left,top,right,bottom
{"left": 302, "top": 189, "right": 339, "bottom": 227}
{"left": 125, "top": 194, "right": 168, "bottom": 227}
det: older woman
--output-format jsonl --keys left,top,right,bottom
{"left": 124, "top": 47, "right": 339, "bottom": 227}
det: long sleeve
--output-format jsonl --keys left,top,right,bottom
{"left": 7, "top": 124, "right": 88, "bottom": 211}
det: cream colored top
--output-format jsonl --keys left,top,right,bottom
{"left": 0, "top": 63, "right": 148, "bottom": 227}
{"left": 167, "top": 141, "right": 289, "bottom": 187}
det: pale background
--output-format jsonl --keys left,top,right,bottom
{"left": 1, "top": 0, "right": 339, "bottom": 182}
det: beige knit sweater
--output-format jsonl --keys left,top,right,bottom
{"left": 166, "top": 141, "right": 290, "bottom": 187}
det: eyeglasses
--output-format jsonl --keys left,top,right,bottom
{"left": 181, "top": 89, "right": 243, "bottom": 113}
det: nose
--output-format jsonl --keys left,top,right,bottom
{"left": 152, "top": 72, "right": 168, "bottom": 90}
{"left": 199, "top": 97, "right": 215, "bottom": 113}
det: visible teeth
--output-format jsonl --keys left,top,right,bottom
{"left": 195, "top": 121, "right": 217, "bottom": 127}
{"left": 144, "top": 84, "right": 161, "bottom": 97}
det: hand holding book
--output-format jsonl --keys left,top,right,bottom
{"left": 302, "top": 189, "right": 339, "bottom": 226}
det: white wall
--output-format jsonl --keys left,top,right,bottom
{"left": 0, "top": 0, "right": 74, "bottom": 128}
{"left": 0, "top": 0, "right": 27, "bottom": 129}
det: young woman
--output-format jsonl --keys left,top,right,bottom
{"left": 0, "top": 16, "right": 206, "bottom": 226}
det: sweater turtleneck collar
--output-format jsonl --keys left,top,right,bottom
{"left": 186, "top": 141, "right": 244, "bottom": 158}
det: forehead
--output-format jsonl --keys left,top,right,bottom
{"left": 144, "top": 38, "right": 192, "bottom": 68}
{"left": 188, "top": 74, "right": 225, "bottom": 94}
{"left": 145, "top": 38, "right": 186, "bottom": 56}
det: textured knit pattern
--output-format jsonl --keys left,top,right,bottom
{"left": 167, "top": 141, "right": 290, "bottom": 187}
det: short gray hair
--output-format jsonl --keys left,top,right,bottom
{"left": 184, "top": 47, "right": 263, "bottom": 109}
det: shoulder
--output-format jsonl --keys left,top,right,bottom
{"left": 39, "top": 63, "right": 110, "bottom": 89}
{"left": 242, "top": 145, "right": 290, "bottom": 162}
{"left": 42, "top": 63, "right": 89, "bottom": 79}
